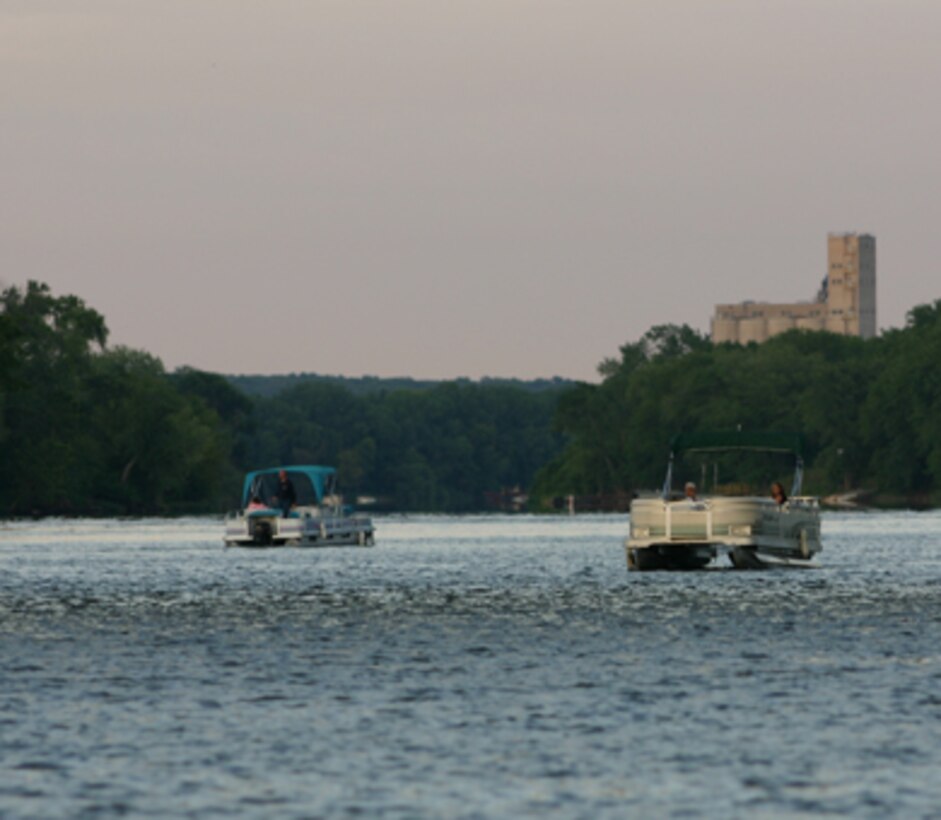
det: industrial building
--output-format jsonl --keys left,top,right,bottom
{"left": 711, "top": 233, "right": 876, "bottom": 344}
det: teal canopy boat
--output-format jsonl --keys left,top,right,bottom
{"left": 225, "top": 465, "right": 375, "bottom": 548}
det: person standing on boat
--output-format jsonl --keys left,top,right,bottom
{"left": 275, "top": 470, "right": 297, "bottom": 518}
{"left": 771, "top": 481, "right": 788, "bottom": 506}
{"left": 684, "top": 482, "right": 698, "bottom": 502}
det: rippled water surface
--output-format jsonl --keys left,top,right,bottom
{"left": 2, "top": 512, "right": 941, "bottom": 818}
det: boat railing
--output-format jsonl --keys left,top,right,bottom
{"left": 788, "top": 496, "right": 819, "bottom": 508}
{"left": 664, "top": 502, "right": 715, "bottom": 539}
{"left": 634, "top": 495, "right": 817, "bottom": 541}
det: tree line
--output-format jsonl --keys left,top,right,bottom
{"left": 2, "top": 281, "right": 940, "bottom": 515}
{"left": 530, "top": 304, "right": 941, "bottom": 507}
{"left": 0, "top": 282, "right": 565, "bottom": 515}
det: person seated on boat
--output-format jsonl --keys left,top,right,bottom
{"left": 681, "top": 481, "right": 707, "bottom": 509}
{"left": 771, "top": 481, "right": 788, "bottom": 506}
{"left": 275, "top": 470, "right": 297, "bottom": 518}
{"left": 246, "top": 494, "right": 268, "bottom": 512}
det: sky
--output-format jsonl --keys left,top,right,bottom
{"left": 3, "top": 1, "right": 940, "bottom": 382}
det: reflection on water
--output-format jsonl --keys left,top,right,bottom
{"left": 2, "top": 512, "right": 941, "bottom": 817}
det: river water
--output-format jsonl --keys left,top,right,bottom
{"left": 2, "top": 512, "right": 941, "bottom": 818}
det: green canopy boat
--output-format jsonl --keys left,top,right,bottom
{"left": 627, "top": 432, "right": 821, "bottom": 571}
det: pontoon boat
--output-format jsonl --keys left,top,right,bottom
{"left": 626, "top": 432, "right": 821, "bottom": 570}
{"left": 224, "top": 465, "right": 375, "bottom": 548}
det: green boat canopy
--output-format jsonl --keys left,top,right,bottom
{"left": 663, "top": 431, "right": 805, "bottom": 498}
{"left": 669, "top": 431, "right": 804, "bottom": 457}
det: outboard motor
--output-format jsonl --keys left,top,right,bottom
{"left": 251, "top": 517, "right": 273, "bottom": 546}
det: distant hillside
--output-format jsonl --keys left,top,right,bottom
{"left": 226, "top": 372, "right": 575, "bottom": 398}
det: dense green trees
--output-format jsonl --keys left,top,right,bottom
{"left": 0, "top": 282, "right": 565, "bottom": 514}
{"left": 1, "top": 282, "right": 109, "bottom": 512}
{"left": 3, "top": 280, "right": 941, "bottom": 515}
{"left": 532, "top": 306, "right": 941, "bottom": 505}
{"left": 241, "top": 380, "right": 564, "bottom": 511}
{"left": 0, "top": 283, "right": 232, "bottom": 514}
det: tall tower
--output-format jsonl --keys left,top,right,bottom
{"left": 826, "top": 233, "right": 876, "bottom": 338}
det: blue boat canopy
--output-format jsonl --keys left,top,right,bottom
{"left": 241, "top": 466, "right": 337, "bottom": 507}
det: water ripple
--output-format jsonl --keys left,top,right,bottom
{"left": 1, "top": 512, "right": 941, "bottom": 817}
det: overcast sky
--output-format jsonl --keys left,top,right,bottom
{"left": 3, "top": 1, "right": 940, "bottom": 381}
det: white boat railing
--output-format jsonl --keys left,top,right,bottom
{"left": 664, "top": 500, "right": 715, "bottom": 540}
